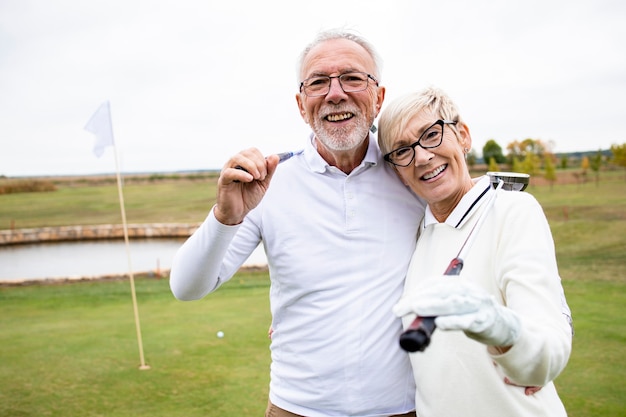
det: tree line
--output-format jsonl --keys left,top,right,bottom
{"left": 466, "top": 139, "right": 626, "bottom": 186}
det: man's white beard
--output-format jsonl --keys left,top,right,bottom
{"left": 314, "top": 116, "right": 371, "bottom": 151}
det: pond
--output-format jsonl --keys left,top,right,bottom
{"left": 0, "top": 239, "right": 268, "bottom": 283}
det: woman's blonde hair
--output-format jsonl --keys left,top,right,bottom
{"left": 378, "top": 86, "right": 463, "bottom": 156}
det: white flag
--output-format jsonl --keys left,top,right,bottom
{"left": 84, "top": 101, "right": 115, "bottom": 157}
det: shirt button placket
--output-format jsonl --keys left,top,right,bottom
{"left": 345, "top": 178, "right": 357, "bottom": 231}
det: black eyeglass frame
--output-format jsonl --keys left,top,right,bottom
{"left": 383, "top": 119, "right": 457, "bottom": 167}
{"left": 299, "top": 72, "right": 379, "bottom": 97}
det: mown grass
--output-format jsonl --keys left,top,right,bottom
{"left": 0, "top": 169, "right": 625, "bottom": 416}
{"left": 0, "top": 272, "right": 272, "bottom": 417}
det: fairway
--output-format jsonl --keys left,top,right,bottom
{"left": 1, "top": 170, "right": 625, "bottom": 416}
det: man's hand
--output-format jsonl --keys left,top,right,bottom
{"left": 504, "top": 377, "right": 542, "bottom": 396}
{"left": 214, "top": 148, "right": 279, "bottom": 225}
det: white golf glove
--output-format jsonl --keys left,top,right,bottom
{"left": 394, "top": 277, "right": 521, "bottom": 347}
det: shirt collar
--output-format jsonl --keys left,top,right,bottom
{"left": 305, "top": 132, "right": 379, "bottom": 174}
{"left": 423, "top": 175, "right": 492, "bottom": 228}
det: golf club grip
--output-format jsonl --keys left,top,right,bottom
{"left": 399, "top": 316, "right": 436, "bottom": 352}
{"left": 399, "top": 258, "right": 464, "bottom": 352}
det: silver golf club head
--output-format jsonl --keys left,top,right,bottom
{"left": 486, "top": 171, "right": 530, "bottom": 191}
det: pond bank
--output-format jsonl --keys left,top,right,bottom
{"left": 0, "top": 223, "right": 201, "bottom": 245}
{"left": 0, "top": 224, "right": 268, "bottom": 286}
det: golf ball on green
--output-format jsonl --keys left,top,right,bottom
{"left": 216, "top": 331, "right": 224, "bottom": 338}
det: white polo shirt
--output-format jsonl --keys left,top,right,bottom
{"left": 171, "top": 133, "right": 425, "bottom": 417}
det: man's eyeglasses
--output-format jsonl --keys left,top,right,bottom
{"left": 383, "top": 120, "right": 457, "bottom": 167}
{"left": 299, "top": 72, "right": 379, "bottom": 97}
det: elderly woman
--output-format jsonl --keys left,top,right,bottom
{"left": 377, "top": 86, "right": 572, "bottom": 417}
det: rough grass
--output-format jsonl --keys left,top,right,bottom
{"left": 0, "top": 177, "right": 219, "bottom": 229}
{"left": 0, "top": 178, "right": 57, "bottom": 194}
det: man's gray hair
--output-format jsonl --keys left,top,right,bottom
{"left": 296, "top": 28, "right": 383, "bottom": 84}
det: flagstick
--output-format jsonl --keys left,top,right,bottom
{"left": 86, "top": 100, "right": 149, "bottom": 370}
{"left": 112, "top": 141, "right": 150, "bottom": 371}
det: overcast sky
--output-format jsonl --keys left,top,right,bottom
{"left": 1, "top": 0, "right": 625, "bottom": 177}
